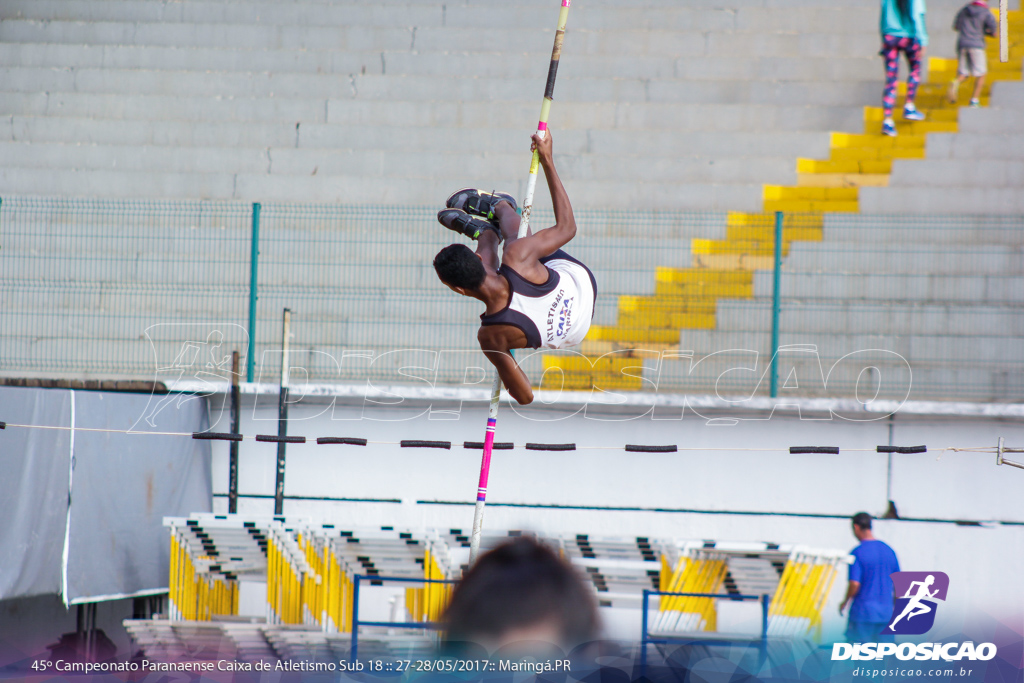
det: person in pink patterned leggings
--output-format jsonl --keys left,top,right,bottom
{"left": 879, "top": 0, "right": 929, "bottom": 136}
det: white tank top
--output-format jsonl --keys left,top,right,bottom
{"left": 480, "top": 250, "right": 597, "bottom": 350}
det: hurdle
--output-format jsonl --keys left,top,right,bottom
{"left": 650, "top": 541, "right": 849, "bottom": 642}
{"left": 767, "top": 549, "right": 847, "bottom": 640}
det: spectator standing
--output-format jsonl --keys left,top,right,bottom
{"left": 948, "top": 0, "right": 998, "bottom": 106}
{"left": 839, "top": 512, "right": 901, "bottom": 643}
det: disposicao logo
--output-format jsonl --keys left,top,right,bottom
{"left": 884, "top": 571, "right": 949, "bottom": 635}
{"left": 832, "top": 571, "right": 998, "bottom": 662}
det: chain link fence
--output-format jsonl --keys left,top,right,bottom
{"left": 2, "top": 196, "right": 1021, "bottom": 402}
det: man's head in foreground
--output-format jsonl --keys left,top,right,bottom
{"left": 442, "top": 536, "right": 600, "bottom": 656}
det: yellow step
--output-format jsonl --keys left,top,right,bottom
{"left": 692, "top": 238, "right": 782, "bottom": 256}
{"left": 929, "top": 55, "right": 1023, "bottom": 73}
{"left": 829, "top": 147, "right": 925, "bottom": 162}
{"left": 587, "top": 326, "right": 681, "bottom": 344}
{"left": 864, "top": 106, "right": 959, "bottom": 122}
{"left": 763, "top": 185, "right": 859, "bottom": 201}
{"left": 692, "top": 253, "right": 775, "bottom": 271}
{"left": 669, "top": 312, "right": 717, "bottom": 329}
{"left": 796, "top": 173, "right": 890, "bottom": 188}
{"left": 543, "top": 354, "right": 639, "bottom": 372}
{"left": 577, "top": 340, "right": 675, "bottom": 357}
{"left": 831, "top": 132, "right": 926, "bottom": 148}
{"left": 862, "top": 120, "right": 958, "bottom": 135}
{"left": 654, "top": 280, "right": 754, "bottom": 298}
{"left": 882, "top": 147, "right": 927, "bottom": 160}
{"left": 725, "top": 211, "right": 823, "bottom": 229}
{"left": 763, "top": 199, "right": 859, "bottom": 213}
{"left": 725, "top": 225, "right": 824, "bottom": 242}
{"left": 619, "top": 310, "right": 714, "bottom": 329}
{"left": 655, "top": 267, "right": 754, "bottom": 285}
{"left": 830, "top": 147, "right": 882, "bottom": 161}
{"left": 797, "top": 158, "right": 893, "bottom": 174}
{"left": 534, "top": 372, "right": 643, "bottom": 391}
{"left": 618, "top": 295, "right": 718, "bottom": 315}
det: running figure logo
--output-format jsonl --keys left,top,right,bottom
{"left": 883, "top": 571, "right": 950, "bottom": 635}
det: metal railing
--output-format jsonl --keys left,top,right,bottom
{"left": 640, "top": 590, "right": 770, "bottom": 677}
{"left": 349, "top": 574, "right": 456, "bottom": 662}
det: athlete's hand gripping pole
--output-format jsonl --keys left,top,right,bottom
{"left": 468, "top": 0, "right": 572, "bottom": 566}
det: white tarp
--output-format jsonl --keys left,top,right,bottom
{"left": 0, "top": 387, "right": 211, "bottom": 604}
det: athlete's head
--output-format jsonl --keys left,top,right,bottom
{"left": 434, "top": 243, "right": 485, "bottom": 293}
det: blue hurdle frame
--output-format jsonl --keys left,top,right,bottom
{"left": 640, "top": 590, "right": 771, "bottom": 676}
{"left": 349, "top": 574, "right": 458, "bottom": 662}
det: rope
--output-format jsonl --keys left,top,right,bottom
{"left": 0, "top": 421, "right": 1010, "bottom": 456}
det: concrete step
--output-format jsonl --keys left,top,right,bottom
{"left": 1, "top": 286, "right": 620, "bottom": 329}
{"left": 0, "top": 42, "right": 390, "bottom": 76}
{"left": 926, "top": 132, "right": 1024, "bottom": 161}
{"left": 0, "top": 150, "right": 790, "bottom": 199}
{"left": 0, "top": 43, "right": 886, "bottom": 81}
{"left": 0, "top": 1, "right": 885, "bottom": 35}
{"left": 0, "top": 166, "right": 766, "bottom": 211}
{"left": 2, "top": 236, "right": 692, "bottom": 277}
{"left": 820, "top": 215, "right": 1024, "bottom": 245}
{"left": 0, "top": 91, "right": 333, "bottom": 124}
{"left": 642, "top": 350, "right": 1018, "bottom": 401}
{"left": 785, "top": 242, "right": 1024, "bottom": 275}
{"left": 991, "top": 81, "right": 1024, "bottom": 107}
{"left": 751, "top": 271, "right": 1024, "bottom": 304}
{"left": 860, "top": 187, "right": 1024, "bottom": 215}
{"left": 713, "top": 299, "right": 1024, "bottom": 337}
{"left": 0, "top": 126, "right": 831, "bottom": 164}
{"left": 0, "top": 65, "right": 891, "bottom": 106}
{"left": 0, "top": 20, "right": 887, "bottom": 56}
{"left": 0, "top": 97, "right": 865, "bottom": 133}
{"left": 0, "top": 196, "right": 724, "bottom": 241}
{"left": 678, "top": 329, "right": 1024, "bottom": 363}
{"left": 888, "top": 159, "right": 1024, "bottom": 188}
{"left": 957, "top": 105, "right": 1024, "bottom": 134}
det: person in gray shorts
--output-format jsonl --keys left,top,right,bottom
{"left": 948, "top": 0, "right": 998, "bottom": 106}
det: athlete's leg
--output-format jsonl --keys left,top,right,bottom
{"left": 494, "top": 200, "right": 530, "bottom": 244}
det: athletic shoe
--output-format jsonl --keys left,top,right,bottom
{"left": 445, "top": 188, "right": 518, "bottom": 221}
{"left": 882, "top": 118, "right": 897, "bottom": 137}
{"left": 969, "top": 98, "right": 980, "bottom": 108}
{"left": 437, "top": 208, "right": 501, "bottom": 241}
{"left": 902, "top": 105, "right": 925, "bottom": 121}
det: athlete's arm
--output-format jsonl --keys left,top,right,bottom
{"left": 478, "top": 326, "right": 534, "bottom": 405}
{"left": 839, "top": 581, "right": 860, "bottom": 616}
{"left": 503, "top": 130, "right": 577, "bottom": 268}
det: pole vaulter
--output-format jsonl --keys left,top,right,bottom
{"left": 428, "top": 0, "right": 589, "bottom": 564}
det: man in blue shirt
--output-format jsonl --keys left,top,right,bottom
{"left": 839, "top": 512, "right": 901, "bottom": 642}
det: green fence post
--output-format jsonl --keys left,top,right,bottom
{"left": 247, "top": 202, "right": 261, "bottom": 383}
{"left": 769, "top": 211, "right": 783, "bottom": 398}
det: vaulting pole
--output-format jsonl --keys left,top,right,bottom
{"left": 468, "top": 0, "right": 572, "bottom": 565}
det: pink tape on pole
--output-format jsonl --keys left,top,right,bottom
{"left": 477, "top": 418, "right": 497, "bottom": 500}
{"left": 537, "top": 121, "right": 548, "bottom": 132}
{"left": 563, "top": 0, "right": 570, "bottom": 6}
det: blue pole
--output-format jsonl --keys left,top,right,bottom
{"left": 769, "top": 211, "right": 783, "bottom": 397}
{"left": 760, "top": 593, "right": 770, "bottom": 666}
{"left": 350, "top": 575, "right": 360, "bottom": 662}
{"left": 246, "top": 202, "right": 261, "bottom": 383}
{"left": 640, "top": 590, "right": 650, "bottom": 677}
